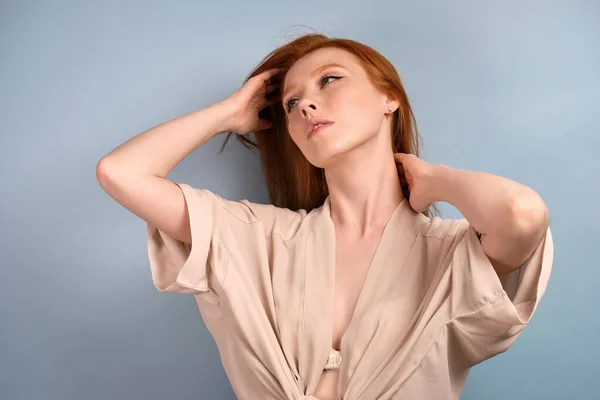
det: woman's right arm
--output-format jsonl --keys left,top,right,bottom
{"left": 96, "top": 101, "right": 235, "bottom": 246}
{"left": 96, "top": 67, "right": 281, "bottom": 246}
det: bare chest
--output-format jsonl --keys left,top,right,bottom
{"left": 331, "top": 237, "right": 380, "bottom": 349}
{"left": 313, "top": 234, "right": 382, "bottom": 400}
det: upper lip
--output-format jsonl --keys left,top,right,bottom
{"left": 307, "top": 118, "right": 334, "bottom": 136}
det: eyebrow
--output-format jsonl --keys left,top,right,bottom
{"left": 283, "top": 63, "right": 346, "bottom": 99}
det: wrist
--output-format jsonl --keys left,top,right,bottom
{"left": 427, "top": 164, "right": 451, "bottom": 204}
{"left": 211, "top": 100, "right": 238, "bottom": 134}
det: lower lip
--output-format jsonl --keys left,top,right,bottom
{"left": 308, "top": 123, "right": 333, "bottom": 139}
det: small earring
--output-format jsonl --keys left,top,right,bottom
{"left": 388, "top": 107, "right": 393, "bottom": 115}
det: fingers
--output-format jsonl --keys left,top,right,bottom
{"left": 265, "top": 83, "right": 278, "bottom": 92}
{"left": 396, "top": 164, "right": 410, "bottom": 199}
{"left": 265, "top": 83, "right": 280, "bottom": 98}
{"left": 262, "top": 67, "right": 281, "bottom": 81}
{"left": 264, "top": 76, "right": 281, "bottom": 104}
{"left": 249, "top": 67, "right": 280, "bottom": 100}
{"left": 265, "top": 70, "right": 282, "bottom": 93}
{"left": 398, "top": 166, "right": 408, "bottom": 185}
{"left": 254, "top": 67, "right": 281, "bottom": 83}
{"left": 393, "top": 152, "right": 406, "bottom": 161}
{"left": 255, "top": 118, "right": 274, "bottom": 132}
{"left": 252, "top": 68, "right": 282, "bottom": 108}
{"left": 260, "top": 99, "right": 276, "bottom": 110}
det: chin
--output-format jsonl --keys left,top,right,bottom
{"left": 304, "top": 136, "right": 360, "bottom": 169}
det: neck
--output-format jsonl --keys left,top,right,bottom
{"left": 324, "top": 132, "right": 405, "bottom": 236}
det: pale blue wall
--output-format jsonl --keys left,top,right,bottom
{"left": 1, "top": 1, "right": 598, "bottom": 399}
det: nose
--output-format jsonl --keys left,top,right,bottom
{"left": 299, "top": 100, "right": 318, "bottom": 118}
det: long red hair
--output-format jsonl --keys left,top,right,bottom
{"left": 221, "top": 33, "right": 438, "bottom": 218}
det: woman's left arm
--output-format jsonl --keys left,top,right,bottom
{"left": 394, "top": 154, "right": 550, "bottom": 276}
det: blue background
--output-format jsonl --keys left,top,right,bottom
{"left": 1, "top": 0, "right": 598, "bottom": 398}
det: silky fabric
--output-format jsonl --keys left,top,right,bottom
{"left": 147, "top": 183, "right": 553, "bottom": 400}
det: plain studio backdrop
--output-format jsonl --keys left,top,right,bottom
{"left": 1, "top": 1, "right": 598, "bottom": 399}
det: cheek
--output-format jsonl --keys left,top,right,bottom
{"left": 336, "top": 91, "right": 380, "bottom": 134}
{"left": 287, "top": 120, "right": 303, "bottom": 143}
{"left": 286, "top": 123, "right": 308, "bottom": 151}
{"left": 337, "top": 85, "right": 373, "bottom": 114}
{"left": 356, "top": 88, "right": 380, "bottom": 115}
{"left": 362, "top": 92, "right": 387, "bottom": 128}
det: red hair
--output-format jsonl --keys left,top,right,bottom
{"left": 221, "top": 33, "right": 438, "bottom": 218}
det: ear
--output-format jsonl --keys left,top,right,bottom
{"left": 382, "top": 94, "right": 400, "bottom": 114}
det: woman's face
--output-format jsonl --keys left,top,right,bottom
{"left": 282, "top": 47, "right": 397, "bottom": 168}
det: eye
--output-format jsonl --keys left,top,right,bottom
{"left": 321, "top": 75, "right": 341, "bottom": 86}
{"left": 286, "top": 75, "right": 342, "bottom": 112}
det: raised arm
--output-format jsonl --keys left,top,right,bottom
{"left": 96, "top": 102, "right": 234, "bottom": 245}
{"left": 95, "top": 68, "right": 281, "bottom": 245}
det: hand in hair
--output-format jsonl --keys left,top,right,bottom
{"left": 222, "top": 68, "right": 282, "bottom": 135}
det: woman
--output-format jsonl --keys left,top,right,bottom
{"left": 97, "top": 33, "right": 553, "bottom": 400}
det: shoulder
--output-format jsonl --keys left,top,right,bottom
{"left": 192, "top": 187, "right": 310, "bottom": 240}
{"left": 417, "top": 215, "right": 468, "bottom": 240}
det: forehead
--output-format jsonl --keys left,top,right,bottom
{"left": 283, "top": 47, "right": 362, "bottom": 92}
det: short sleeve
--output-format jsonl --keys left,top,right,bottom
{"left": 146, "top": 183, "right": 229, "bottom": 296}
{"left": 146, "top": 182, "right": 306, "bottom": 297}
{"left": 449, "top": 221, "right": 554, "bottom": 366}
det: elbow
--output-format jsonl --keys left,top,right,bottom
{"left": 509, "top": 193, "right": 550, "bottom": 238}
{"left": 96, "top": 157, "right": 121, "bottom": 190}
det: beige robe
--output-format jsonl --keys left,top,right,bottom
{"left": 147, "top": 183, "right": 553, "bottom": 400}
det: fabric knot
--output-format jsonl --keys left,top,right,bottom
{"left": 324, "top": 347, "right": 342, "bottom": 370}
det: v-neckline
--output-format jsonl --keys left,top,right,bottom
{"left": 300, "top": 194, "right": 425, "bottom": 397}
{"left": 324, "top": 195, "right": 409, "bottom": 354}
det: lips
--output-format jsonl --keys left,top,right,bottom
{"left": 307, "top": 119, "right": 334, "bottom": 138}
{"left": 308, "top": 123, "right": 333, "bottom": 138}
